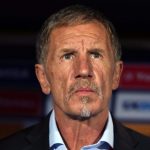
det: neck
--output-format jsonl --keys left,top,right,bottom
{"left": 55, "top": 109, "right": 109, "bottom": 150}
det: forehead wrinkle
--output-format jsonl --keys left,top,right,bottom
{"left": 55, "top": 32, "right": 100, "bottom": 43}
{"left": 56, "top": 35, "right": 103, "bottom": 47}
{"left": 51, "top": 23, "right": 110, "bottom": 49}
{"left": 52, "top": 29, "right": 109, "bottom": 52}
{"left": 81, "top": 39, "right": 85, "bottom": 52}
{"left": 55, "top": 39, "right": 105, "bottom": 54}
{"left": 58, "top": 40, "right": 100, "bottom": 52}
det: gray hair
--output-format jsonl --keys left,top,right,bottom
{"left": 36, "top": 5, "right": 122, "bottom": 64}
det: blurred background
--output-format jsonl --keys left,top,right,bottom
{"left": 0, "top": 0, "right": 150, "bottom": 139}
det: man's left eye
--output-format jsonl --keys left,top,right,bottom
{"left": 90, "top": 52, "right": 101, "bottom": 59}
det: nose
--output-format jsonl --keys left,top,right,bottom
{"left": 75, "top": 55, "right": 93, "bottom": 79}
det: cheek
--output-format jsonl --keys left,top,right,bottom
{"left": 94, "top": 64, "right": 114, "bottom": 91}
{"left": 94, "top": 65, "right": 104, "bottom": 84}
{"left": 49, "top": 66, "right": 72, "bottom": 96}
{"left": 50, "top": 70, "right": 63, "bottom": 90}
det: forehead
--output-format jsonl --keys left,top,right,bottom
{"left": 49, "top": 22, "right": 110, "bottom": 46}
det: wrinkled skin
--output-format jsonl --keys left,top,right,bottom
{"left": 36, "top": 22, "right": 123, "bottom": 119}
{"left": 35, "top": 22, "right": 123, "bottom": 149}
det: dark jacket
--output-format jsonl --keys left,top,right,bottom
{"left": 0, "top": 113, "right": 150, "bottom": 150}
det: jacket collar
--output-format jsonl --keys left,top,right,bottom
{"left": 24, "top": 113, "right": 51, "bottom": 150}
{"left": 113, "top": 119, "right": 139, "bottom": 150}
{"left": 23, "top": 112, "right": 141, "bottom": 150}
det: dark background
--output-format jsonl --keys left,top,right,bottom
{"left": 0, "top": 0, "right": 150, "bottom": 139}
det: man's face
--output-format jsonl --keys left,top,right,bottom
{"left": 36, "top": 22, "right": 122, "bottom": 119}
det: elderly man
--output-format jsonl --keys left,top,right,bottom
{"left": 1, "top": 4, "right": 150, "bottom": 150}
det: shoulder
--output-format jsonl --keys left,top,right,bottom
{"left": 0, "top": 113, "right": 50, "bottom": 150}
{"left": 0, "top": 124, "right": 37, "bottom": 150}
{"left": 113, "top": 118, "right": 150, "bottom": 149}
{"left": 124, "top": 124, "right": 150, "bottom": 147}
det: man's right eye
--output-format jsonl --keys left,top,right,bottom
{"left": 63, "top": 53, "right": 74, "bottom": 60}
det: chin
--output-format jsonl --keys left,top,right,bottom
{"left": 65, "top": 112, "right": 92, "bottom": 121}
{"left": 65, "top": 106, "right": 100, "bottom": 121}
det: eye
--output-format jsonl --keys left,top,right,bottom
{"left": 90, "top": 51, "right": 101, "bottom": 59}
{"left": 63, "top": 53, "right": 74, "bottom": 60}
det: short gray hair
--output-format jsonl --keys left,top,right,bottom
{"left": 36, "top": 5, "right": 122, "bottom": 64}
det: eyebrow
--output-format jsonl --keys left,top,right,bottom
{"left": 87, "top": 48, "right": 104, "bottom": 53}
{"left": 59, "top": 48, "right": 78, "bottom": 54}
{"left": 59, "top": 48, "right": 104, "bottom": 55}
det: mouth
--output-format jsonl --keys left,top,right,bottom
{"left": 67, "top": 79, "right": 101, "bottom": 99}
{"left": 75, "top": 88, "right": 94, "bottom": 95}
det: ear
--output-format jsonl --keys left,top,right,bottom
{"left": 35, "top": 64, "right": 50, "bottom": 95}
{"left": 112, "top": 61, "right": 123, "bottom": 90}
